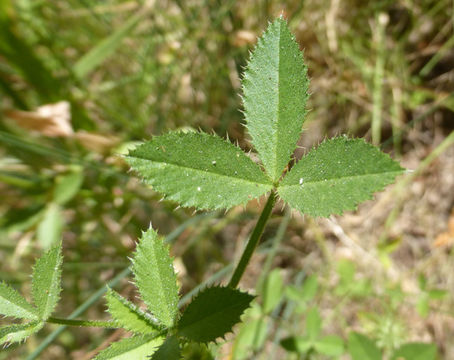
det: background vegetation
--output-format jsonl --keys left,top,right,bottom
{"left": 0, "top": 0, "right": 453, "bottom": 359}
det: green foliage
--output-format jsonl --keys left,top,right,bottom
{"left": 105, "top": 288, "right": 160, "bottom": 334}
{"left": 335, "top": 259, "right": 372, "bottom": 297}
{"left": 0, "top": 14, "right": 411, "bottom": 359}
{"left": 260, "top": 269, "right": 284, "bottom": 314}
{"left": 242, "top": 16, "right": 309, "bottom": 181}
{"left": 93, "top": 335, "right": 164, "bottom": 360}
{"left": 77, "top": 221, "right": 260, "bottom": 358}
{"left": 306, "top": 307, "right": 322, "bottom": 340}
{"left": 131, "top": 227, "right": 179, "bottom": 328}
{"left": 0, "top": 244, "right": 62, "bottom": 346}
{"left": 232, "top": 304, "right": 269, "bottom": 359}
{"left": 101, "top": 229, "right": 253, "bottom": 355}
{"left": 348, "top": 332, "right": 381, "bottom": 360}
{"left": 281, "top": 307, "right": 344, "bottom": 357}
{"left": 416, "top": 274, "right": 447, "bottom": 318}
{"left": 128, "top": 19, "right": 403, "bottom": 218}
{"left": 177, "top": 286, "right": 255, "bottom": 343}
{"left": 31, "top": 244, "right": 63, "bottom": 320}
{"left": 0, "top": 322, "right": 44, "bottom": 346}
{"left": 126, "top": 131, "right": 272, "bottom": 210}
{"left": 313, "top": 335, "right": 344, "bottom": 356}
{"left": 36, "top": 203, "right": 63, "bottom": 249}
{"left": 151, "top": 336, "right": 181, "bottom": 360}
{"left": 391, "top": 342, "right": 437, "bottom": 360}
{"left": 278, "top": 137, "right": 404, "bottom": 217}
{"left": 285, "top": 274, "right": 319, "bottom": 314}
{"left": 52, "top": 168, "right": 84, "bottom": 205}
{"left": 348, "top": 332, "right": 438, "bottom": 360}
{"left": 0, "top": 282, "right": 38, "bottom": 320}
{"left": 73, "top": 13, "right": 143, "bottom": 78}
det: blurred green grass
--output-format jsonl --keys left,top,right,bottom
{"left": 0, "top": 0, "right": 453, "bottom": 359}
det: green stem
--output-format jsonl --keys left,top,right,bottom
{"left": 228, "top": 190, "right": 277, "bottom": 288}
{"left": 47, "top": 317, "right": 117, "bottom": 329}
{"left": 256, "top": 207, "right": 291, "bottom": 291}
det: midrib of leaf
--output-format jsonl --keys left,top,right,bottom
{"left": 129, "top": 154, "right": 271, "bottom": 186}
{"left": 106, "top": 289, "right": 160, "bottom": 334}
{"left": 133, "top": 230, "right": 179, "bottom": 328}
{"left": 149, "top": 248, "right": 173, "bottom": 323}
{"left": 32, "top": 246, "right": 62, "bottom": 320}
{"left": 271, "top": 22, "right": 283, "bottom": 179}
{"left": 44, "top": 260, "right": 60, "bottom": 316}
{"left": 243, "top": 18, "right": 309, "bottom": 182}
{"left": 280, "top": 169, "right": 404, "bottom": 188}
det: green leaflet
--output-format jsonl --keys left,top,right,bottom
{"left": 105, "top": 288, "right": 160, "bottom": 334}
{"left": 132, "top": 228, "right": 179, "bottom": 328}
{"left": 53, "top": 168, "right": 84, "bottom": 205}
{"left": 280, "top": 336, "right": 312, "bottom": 353}
{"left": 0, "top": 282, "right": 38, "bottom": 320}
{"left": 242, "top": 17, "right": 309, "bottom": 181}
{"left": 0, "top": 322, "right": 44, "bottom": 346}
{"left": 313, "top": 335, "right": 344, "bottom": 356}
{"left": 36, "top": 203, "right": 63, "bottom": 249}
{"left": 261, "top": 269, "right": 284, "bottom": 314}
{"left": 391, "top": 343, "right": 437, "bottom": 360}
{"left": 348, "top": 332, "right": 381, "bottom": 360}
{"left": 306, "top": 308, "right": 322, "bottom": 341}
{"left": 178, "top": 286, "right": 255, "bottom": 343}
{"left": 31, "top": 244, "right": 63, "bottom": 320}
{"left": 126, "top": 131, "right": 272, "bottom": 210}
{"left": 151, "top": 336, "right": 181, "bottom": 360}
{"left": 278, "top": 137, "right": 404, "bottom": 217}
{"left": 94, "top": 335, "right": 164, "bottom": 360}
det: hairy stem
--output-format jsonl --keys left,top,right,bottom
{"left": 228, "top": 190, "right": 276, "bottom": 288}
{"left": 47, "top": 317, "right": 118, "bottom": 329}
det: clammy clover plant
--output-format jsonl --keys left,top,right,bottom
{"left": 0, "top": 17, "right": 404, "bottom": 359}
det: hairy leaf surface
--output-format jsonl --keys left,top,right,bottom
{"left": 0, "top": 322, "right": 43, "bottom": 346}
{"left": 105, "top": 288, "right": 160, "bottom": 334}
{"left": 0, "top": 282, "right": 38, "bottom": 320}
{"left": 178, "top": 286, "right": 255, "bottom": 343}
{"left": 242, "top": 17, "right": 309, "bottom": 181}
{"left": 151, "top": 336, "right": 180, "bottom": 360}
{"left": 31, "top": 244, "right": 63, "bottom": 320}
{"left": 278, "top": 137, "right": 404, "bottom": 217}
{"left": 94, "top": 335, "right": 164, "bottom": 360}
{"left": 126, "top": 131, "right": 272, "bottom": 210}
{"left": 132, "top": 228, "right": 179, "bottom": 328}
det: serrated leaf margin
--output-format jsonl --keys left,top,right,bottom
{"left": 177, "top": 285, "right": 255, "bottom": 343}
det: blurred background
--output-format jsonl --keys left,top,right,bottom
{"left": 0, "top": 0, "right": 453, "bottom": 359}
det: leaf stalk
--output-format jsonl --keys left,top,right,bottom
{"left": 228, "top": 190, "right": 276, "bottom": 288}
{"left": 47, "top": 317, "right": 118, "bottom": 329}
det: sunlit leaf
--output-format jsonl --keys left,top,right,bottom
{"left": 348, "top": 332, "right": 381, "bottom": 360}
{"left": 126, "top": 131, "right": 272, "bottom": 210}
{"left": 31, "top": 244, "right": 63, "bottom": 320}
{"left": 132, "top": 228, "right": 179, "bottom": 328}
{"left": 94, "top": 335, "right": 164, "bottom": 360}
{"left": 0, "top": 322, "right": 43, "bottom": 346}
{"left": 0, "top": 282, "right": 38, "bottom": 320}
{"left": 242, "top": 17, "right": 309, "bottom": 181}
{"left": 105, "top": 288, "right": 160, "bottom": 334}
{"left": 279, "top": 137, "right": 404, "bottom": 217}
